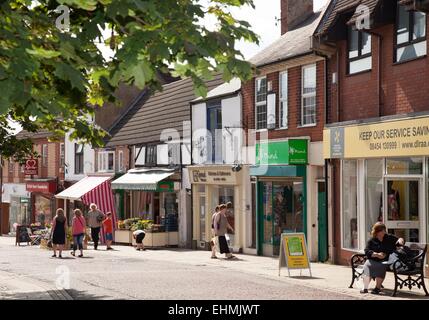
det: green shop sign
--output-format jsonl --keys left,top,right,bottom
{"left": 256, "top": 139, "right": 308, "bottom": 165}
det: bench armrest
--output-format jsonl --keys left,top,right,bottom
{"left": 351, "top": 253, "right": 367, "bottom": 268}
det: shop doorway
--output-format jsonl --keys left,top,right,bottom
{"left": 317, "top": 182, "right": 328, "bottom": 262}
{"left": 384, "top": 178, "right": 422, "bottom": 242}
{"left": 260, "top": 179, "right": 304, "bottom": 256}
{"left": 199, "top": 194, "right": 206, "bottom": 243}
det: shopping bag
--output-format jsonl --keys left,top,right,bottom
{"left": 211, "top": 236, "right": 220, "bottom": 253}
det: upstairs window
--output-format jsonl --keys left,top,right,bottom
{"left": 59, "top": 143, "right": 65, "bottom": 167}
{"left": 301, "top": 64, "right": 317, "bottom": 126}
{"left": 395, "top": 5, "right": 427, "bottom": 63}
{"left": 98, "top": 151, "right": 115, "bottom": 172}
{"left": 145, "top": 145, "right": 157, "bottom": 166}
{"left": 74, "top": 144, "right": 84, "bottom": 174}
{"left": 348, "top": 27, "right": 372, "bottom": 74}
{"left": 42, "top": 144, "right": 48, "bottom": 167}
{"left": 279, "top": 71, "right": 288, "bottom": 128}
{"left": 255, "top": 77, "right": 267, "bottom": 130}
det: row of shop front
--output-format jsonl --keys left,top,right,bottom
{"left": 3, "top": 138, "right": 329, "bottom": 260}
{"left": 10, "top": 111, "right": 429, "bottom": 263}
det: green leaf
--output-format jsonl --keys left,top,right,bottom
{"left": 26, "top": 47, "right": 61, "bottom": 59}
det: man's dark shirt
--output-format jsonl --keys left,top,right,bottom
{"left": 365, "top": 234, "right": 399, "bottom": 262}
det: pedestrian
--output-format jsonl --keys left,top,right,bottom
{"left": 133, "top": 229, "right": 146, "bottom": 251}
{"left": 71, "top": 209, "right": 86, "bottom": 258}
{"left": 214, "top": 204, "right": 236, "bottom": 260}
{"left": 103, "top": 212, "right": 114, "bottom": 250}
{"left": 51, "top": 208, "right": 67, "bottom": 258}
{"left": 225, "top": 201, "right": 235, "bottom": 247}
{"left": 87, "top": 203, "right": 105, "bottom": 250}
{"left": 210, "top": 205, "right": 220, "bottom": 259}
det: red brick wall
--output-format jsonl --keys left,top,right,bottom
{"left": 242, "top": 60, "right": 326, "bottom": 143}
{"left": 94, "top": 146, "right": 130, "bottom": 173}
{"left": 328, "top": 17, "right": 429, "bottom": 123}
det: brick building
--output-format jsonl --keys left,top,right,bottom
{"left": 1, "top": 131, "right": 64, "bottom": 234}
{"left": 314, "top": 0, "right": 429, "bottom": 265}
{"left": 243, "top": 0, "right": 328, "bottom": 260}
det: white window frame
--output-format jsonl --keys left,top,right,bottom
{"left": 118, "top": 150, "right": 124, "bottom": 172}
{"left": 59, "top": 143, "right": 65, "bottom": 167}
{"left": 98, "top": 151, "right": 115, "bottom": 172}
{"left": 279, "top": 71, "right": 288, "bottom": 129}
{"left": 255, "top": 76, "right": 267, "bottom": 131}
{"left": 301, "top": 64, "right": 317, "bottom": 127}
{"left": 42, "top": 144, "right": 48, "bottom": 167}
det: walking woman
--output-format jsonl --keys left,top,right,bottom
{"left": 214, "top": 204, "right": 236, "bottom": 260}
{"left": 71, "top": 209, "right": 86, "bottom": 258}
{"left": 361, "top": 222, "right": 405, "bottom": 294}
{"left": 51, "top": 208, "right": 67, "bottom": 258}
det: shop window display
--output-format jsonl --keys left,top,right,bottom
{"left": 386, "top": 157, "right": 423, "bottom": 175}
{"left": 366, "top": 159, "right": 383, "bottom": 238}
{"left": 342, "top": 160, "right": 358, "bottom": 250}
{"left": 34, "top": 195, "right": 52, "bottom": 227}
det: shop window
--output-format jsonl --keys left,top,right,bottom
{"left": 301, "top": 64, "right": 317, "bottom": 126}
{"left": 348, "top": 26, "right": 372, "bottom": 74}
{"left": 365, "top": 159, "right": 384, "bottom": 239}
{"left": 395, "top": 5, "right": 427, "bottom": 63}
{"left": 74, "top": 144, "right": 84, "bottom": 174}
{"left": 134, "top": 146, "right": 145, "bottom": 166}
{"left": 342, "top": 160, "right": 358, "bottom": 250}
{"left": 386, "top": 157, "right": 423, "bottom": 175}
{"left": 279, "top": 71, "right": 288, "bottom": 128}
{"left": 163, "top": 193, "right": 178, "bottom": 232}
{"left": 145, "top": 145, "right": 157, "bottom": 166}
{"left": 98, "top": 151, "right": 115, "bottom": 172}
{"left": 42, "top": 144, "right": 48, "bottom": 167}
{"left": 60, "top": 143, "right": 65, "bottom": 167}
{"left": 255, "top": 77, "right": 267, "bottom": 130}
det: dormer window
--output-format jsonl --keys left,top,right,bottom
{"left": 395, "top": 5, "right": 427, "bottom": 63}
{"left": 348, "top": 26, "right": 372, "bottom": 74}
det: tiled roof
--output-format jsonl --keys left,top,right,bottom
{"left": 249, "top": 8, "right": 326, "bottom": 68}
{"left": 105, "top": 75, "right": 224, "bottom": 147}
{"left": 315, "top": 0, "right": 381, "bottom": 36}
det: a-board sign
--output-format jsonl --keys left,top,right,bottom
{"left": 15, "top": 225, "right": 30, "bottom": 246}
{"left": 279, "top": 233, "right": 312, "bottom": 277}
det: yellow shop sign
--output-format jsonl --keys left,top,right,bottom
{"left": 323, "top": 116, "right": 429, "bottom": 159}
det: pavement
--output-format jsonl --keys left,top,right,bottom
{"left": 0, "top": 236, "right": 428, "bottom": 300}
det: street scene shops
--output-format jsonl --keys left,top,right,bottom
{"left": 1, "top": 183, "right": 31, "bottom": 234}
{"left": 324, "top": 115, "right": 429, "bottom": 264}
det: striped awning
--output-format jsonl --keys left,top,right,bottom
{"left": 55, "top": 176, "right": 117, "bottom": 243}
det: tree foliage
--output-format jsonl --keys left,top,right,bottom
{"left": 0, "top": 0, "right": 258, "bottom": 161}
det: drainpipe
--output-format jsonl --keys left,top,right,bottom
{"left": 366, "top": 30, "right": 383, "bottom": 117}
{"left": 336, "top": 50, "right": 340, "bottom": 122}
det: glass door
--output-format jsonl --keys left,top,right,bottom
{"left": 384, "top": 178, "right": 422, "bottom": 242}
{"left": 199, "top": 194, "right": 206, "bottom": 242}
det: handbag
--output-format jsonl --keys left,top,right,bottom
{"left": 211, "top": 236, "right": 220, "bottom": 253}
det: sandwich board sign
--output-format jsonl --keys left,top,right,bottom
{"left": 279, "top": 233, "right": 312, "bottom": 277}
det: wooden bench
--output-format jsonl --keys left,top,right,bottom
{"left": 349, "top": 242, "right": 428, "bottom": 297}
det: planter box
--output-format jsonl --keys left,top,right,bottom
{"left": 115, "top": 229, "right": 133, "bottom": 244}
{"left": 115, "top": 230, "right": 179, "bottom": 247}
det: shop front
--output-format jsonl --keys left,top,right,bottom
{"left": 26, "top": 179, "right": 58, "bottom": 228}
{"left": 324, "top": 115, "right": 429, "bottom": 265}
{"left": 2, "top": 183, "right": 31, "bottom": 234}
{"left": 111, "top": 168, "right": 181, "bottom": 247}
{"left": 250, "top": 139, "right": 324, "bottom": 260}
{"left": 188, "top": 165, "right": 252, "bottom": 253}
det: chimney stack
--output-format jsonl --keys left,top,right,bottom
{"left": 280, "top": 0, "right": 314, "bottom": 35}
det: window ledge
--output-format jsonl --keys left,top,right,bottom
{"left": 255, "top": 129, "right": 268, "bottom": 133}
{"left": 298, "top": 124, "right": 317, "bottom": 128}
{"left": 393, "top": 55, "right": 427, "bottom": 66}
{"left": 346, "top": 69, "right": 372, "bottom": 77}
{"left": 275, "top": 127, "right": 288, "bottom": 131}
